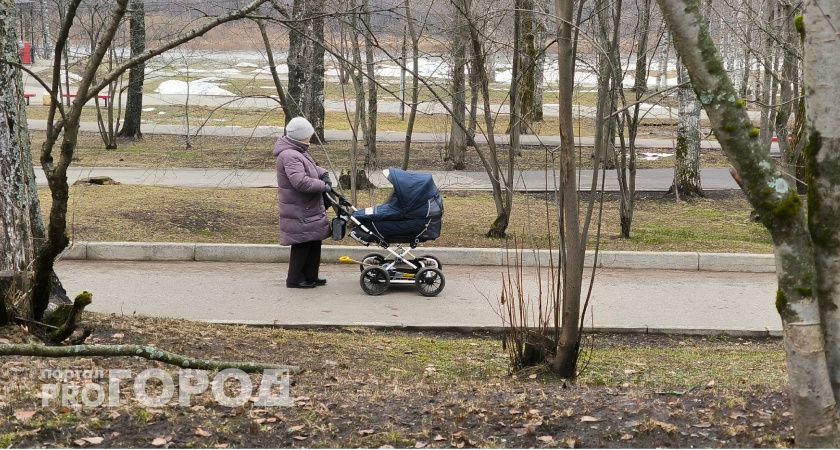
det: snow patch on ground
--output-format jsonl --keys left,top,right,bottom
{"left": 141, "top": 107, "right": 156, "bottom": 112}
{"left": 235, "top": 62, "right": 259, "bottom": 68}
{"left": 640, "top": 152, "right": 674, "bottom": 161}
{"left": 155, "top": 78, "right": 234, "bottom": 96}
{"left": 58, "top": 71, "right": 83, "bottom": 82}
{"left": 252, "top": 65, "right": 289, "bottom": 75}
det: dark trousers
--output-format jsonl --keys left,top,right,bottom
{"left": 287, "top": 240, "right": 322, "bottom": 285}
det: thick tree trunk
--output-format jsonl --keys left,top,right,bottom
{"left": 672, "top": 60, "right": 703, "bottom": 197}
{"left": 516, "top": 0, "right": 537, "bottom": 133}
{"left": 287, "top": 0, "right": 325, "bottom": 142}
{"left": 117, "top": 0, "right": 145, "bottom": 139}
{"left": 447, "top": 0, "right": 469, "bottom": 170}
{"left": 593, "top": 0, "right": 616, "bottom": 171}
{"left": 657, "top": 0, "right": 840, "bottom": 445}
{"left": 1, "top": 2, "right": 43, "bottom": 323}
{"left": 803, "top": 0, "right": 840, "bottom": 413}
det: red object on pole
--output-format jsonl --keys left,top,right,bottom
{"left": 19, "top": 41, "right": 32, "bottom": 65}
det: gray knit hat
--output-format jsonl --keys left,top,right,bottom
{"left": 286, "top": 116, "right": 315, "bottom": 141}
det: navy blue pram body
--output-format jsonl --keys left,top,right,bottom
{"left": 350, "top": 168, "right": 443, "bottom": 245}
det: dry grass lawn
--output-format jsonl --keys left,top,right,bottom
{"left": 42, "top": 186, "right": 772, "bottom": 253}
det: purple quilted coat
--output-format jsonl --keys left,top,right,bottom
{"left": 273, "top": 136, "right": 330, "bottom": 245}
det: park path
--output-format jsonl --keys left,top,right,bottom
{"left": 46, "top": 165, "right": 740, "bottom": 191}
{"left": 57, "top": 260, "right": 780, "bottom": 333}
{"left": 28, "top": 119, "right": 743, "bottom": 191}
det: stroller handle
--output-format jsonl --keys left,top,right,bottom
{"left": 325, "top": 190, "right": 357, "bottom": 212}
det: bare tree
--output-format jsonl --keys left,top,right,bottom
{"left": 658, "top": 0, "right": 840, "bottom": 444}
{"left": 256, "top": 19, "right": 294, "bottom": 124}
{"left": 362, "top": 0, "right": 377, "bottom": 166}
{"left": 550, "top": 0, "right": 590, "bottom": 377}
{"left": 117, "top": 0, "right": 145, "bottom": 139}
{"left": 287, "top": 0, "right": 326, "bottom": 142}
{"left": 401, "top": 0, "right": 420, "bottom": 170}
{"left": 446, "top": 0, "right": 470, "bottom": 170}
{"left": 2, "top": 0, "right": 271, "bottom": 344}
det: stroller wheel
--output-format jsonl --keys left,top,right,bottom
{"left": 359, "top": 253, "right": 386, "bottom": 272}
{"left": 360, "top": 267, "right": 390, "bottom": 295}
{"left": 415, "top": 267, "right": 445, "bottom": 297}
{"left": 420, "top": 254, "right": 442, "bottom": 270}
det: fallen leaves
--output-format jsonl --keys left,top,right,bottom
{"left": 537, "top": 435, "right": 554, "bottom": 443}
{"left": 151, "top": 437, "right": 169, "bottom": 447}
{"left": 14, "top": 409, "right": 36, "bottom": 423}
{"left": 647, "top": 419, "right": 678, "bottom": 434}
{"left": 73, "top": 437, "right": 104, "bottom": 447}
{"left": 579, "top": 415, "right": 601, "bottom": 423}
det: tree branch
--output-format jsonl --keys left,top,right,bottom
{"left": 0, "top": 344, "right": 299, "bottom": 374}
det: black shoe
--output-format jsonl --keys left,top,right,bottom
{"left": 307, "top": 278, "right": 327, "bottom": 286}
{"left": 287, "top": 281, "right": 317, "bottom": 289}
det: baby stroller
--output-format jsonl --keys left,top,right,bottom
{"left": 325, "top": 168, "right": 445, "bottom": 297}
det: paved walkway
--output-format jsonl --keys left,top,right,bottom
{"left": 56, "top": 260, "right": 780, "bottom": 333}
{"left": 50, "top": 165, "right": 740, "bottom": 191}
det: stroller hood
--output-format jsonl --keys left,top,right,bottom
{"left": 349, "top": 168, "right": 443, "bottom": 244}
{"left": 386, "top": 168, "right": 440, "bottom": 214}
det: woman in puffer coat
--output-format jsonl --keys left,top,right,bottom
{"left": 273, "top": 117, "right": 332, "bottom": 289}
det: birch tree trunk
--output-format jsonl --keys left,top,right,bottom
{"left": 1, "top": 0, "right": 40, "bottom": 322}
{"left": 656, "top": 35, "right": 669, "bottom": 90}
{"left": 657, "top": 0, "right": 840, "bottom": 444}
{"left": 803, "top": 0, "right": 840, "bottom": 415}
{"left": 671, "top": 59, "right": 703, "bottom": 197}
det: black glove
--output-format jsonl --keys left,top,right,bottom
{"left": 320, "top": 172, "right": 332, "bottom": 186}
{"left": 323, "top": 184, "right": 332, "bottom": 193}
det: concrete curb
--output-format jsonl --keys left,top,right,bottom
{"left": 61, "top": 241, "right": 777, "bottom": 273}
{"left": 203, "top": 319, "right": 782, "bottom": 337}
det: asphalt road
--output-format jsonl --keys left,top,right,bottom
{"left": 57, "top": 260, "right": 781, "bottom": 333}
